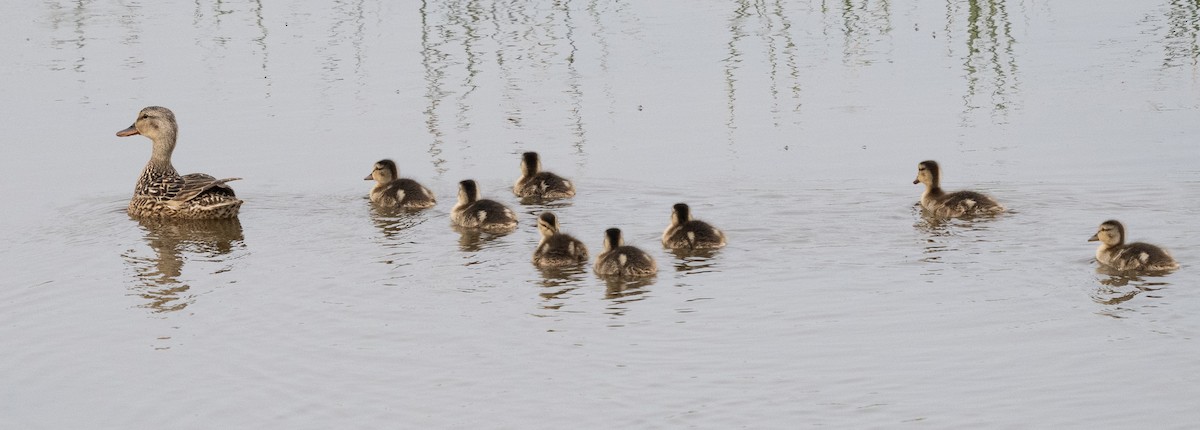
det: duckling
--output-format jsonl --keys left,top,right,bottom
{"left": 1089, "top": 220, "right": 1179, "bottom": 272}
{"left": 513, "top": 151, "right": 575, "bottom": 199}
{"left": 594, "top": 228, "right": 657, "bottom": 277}
{"left": 661, "top": 203, "right": 726, "bottom": 250}
{"left": 532, "top": 212, "right": 589, "bottom": 267}
{"left": 115, "top": 106, "right": 243, "bottom": 219}
{"left": 912, "top": 160, "right": 1003, "bottom": 217}
{"left": 451, "top": 180, "right": 518, "bottom": 232}
{"left": 364, "top": 159, "right": 436, "bottom": 209}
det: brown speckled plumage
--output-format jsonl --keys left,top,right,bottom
{"left": 365, "top": 159, "right": 436, "bottom": 209}
{"left": 913, "top": 160, "right": 1003, "bottom": 218}
{"left": 1089, "top": 220, "right": 1179, "bottom": 272}
{"left": 594, "top": 228, "right": 657, "bottom": 277}
{"left": 452, "top": 180, "right": 518, "bottom": 233}
{"left": 117, "top": 106, "right": 242, "bottom": 219}
{"left": 513, "top": 152, "right": 575, "bottom": 199}
{"left": 662, "top": 203, "right": 726, "bottom": 250}
{"left": 532, "top": 212, "right": 589, "bottom": 267}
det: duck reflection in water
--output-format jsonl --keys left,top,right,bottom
{"left": 122, "top": 217, "right": 244, "bottom": 312}
{"left": 369, "top": 205, "right": 427, "bottom": 240}
{"left": 1092, "top": 266, "right": 1170, "bottom": 307}
{"left": 452, "top": 225, "right": 504, "bottom": 253}
{"left": 668, "top": 247, "right": 720, "bottom": 274}
{"left": 535, "top": 265, "right": 587, "bottom": 310}
{"left": 603, "top": 277, "right": 654, "bottom": 300}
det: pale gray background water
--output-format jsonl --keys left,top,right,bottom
{"left": 2, "top": 0, "right": 1200, "bottom": 428}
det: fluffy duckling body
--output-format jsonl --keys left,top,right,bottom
{"left": 513, "top": 152, "right": 575, "bottom": 199}
{"left": 594, "top": 228, "right": 657, "bottom": 277}
{"left": 115, "top": 106, "right": 243, "bottom": 219}
{"left": 365, "top": 159, "right": 436, "bottom": 209}
{"left": 451, "top": 180, "right": 518, "bottom": 232}
{"left": 1089, "top": 220, "right": 1179, "bottom": 272}
{"left": 662, "top": 203, "right": 726, "bottom": 250}
{"left": 532, "top": 212, "right": 589, "bottom": 267}
{"left": 912, "top": 160, "right": 1003, "bottom": 218}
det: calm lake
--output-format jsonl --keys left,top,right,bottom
{"left": 2, "top": 0, "right": 1200, "bottom": 428}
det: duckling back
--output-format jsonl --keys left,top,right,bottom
{"left": 594, "top": 228, "right": 656, "bottom": 277}
{"left": 662, "top": 203, "right": 726, "bottom": 249}
{"left": 1097, "top": 242, "right": 1179, "bottom": 272}
{"left": 513, "top": 152, "right": 575, "bottom": 199}
{"left": 452, "top": 180, "right": 517, "bottom": 232}
{"left": 533, "top": 233, "right": 589, "bottom": 267}
{"left": 372, "top": 178, "right": 436, "bottom": 209}
{"left": 594, "top": 245, "right": 657, "bottom": 277}
{"left": 921, "top": 190, "right": 1004, "bottom": 218}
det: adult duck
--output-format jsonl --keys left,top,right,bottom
{"left": 115, "top": 106, "right": 242, "bottom": 219}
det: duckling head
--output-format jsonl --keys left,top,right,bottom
{"left": 603, "top": 227, "right": 624, "bottom": 252}
{"left": 913, "top": 160, "right": 940, "bottom": 188}
{"left": 1089, "top": 220, "right": 1125, "bottom": 247}
{"left": 520, "top": 152, "right": 542, "bottom": 178}
{"left": 366, "top": 159, "right": 398, "bottom": 183}
{"left": 537, "top": 212, "right": 560, "bottom": 237}
{"left": 670, "top": 203, "right": 693, "bottom": 226}
{"left": 117, "top": 106, "right": 178, "bottom": 145}
{"left": 458, "top": 179, "right": 482, "bottom": 204}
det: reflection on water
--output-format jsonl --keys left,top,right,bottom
{"left": 946, "top": 0, "right": 1020, "bottom": 124}
{"left": 724, "top": 0, "right": 805, "bottom": 138}
{"left": 835, "top": 0, "right": 893, "bottom": 67}
{"left": 1092, "top": 267, "right": 1172, "bottom": 312}
{"left": 669, "top": 248, "right": 720, "bottom": 274}
{"left": 453, "top": 224, "right": 508, "bottom": 253}
{"left": 121, "top": 217, "right": 245, "bottom": 313}
{"left": 369, "top": 206, "right": 431, "bottom": 268}
{"left": 1162, "top": 0, "right": 1200, "bottom": 69}
{"left": 418, "top": 0, "right": 604, "bottom": 173}
{"left": 603, "top": 276, "right": 654, "bottom": 316}
{"left": 535, "top": 265, "right": 588, "bottom": 311}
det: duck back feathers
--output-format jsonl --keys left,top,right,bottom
{"left": 662, "top": 203, "right": 726, "bottom": 249}
{"left": 514, "top": 152, "right": 575, "bottom": 199}
{"left": 594, "top": 228, "right": 657, "bottom": 277}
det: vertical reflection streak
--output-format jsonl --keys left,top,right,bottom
{"left": 420, "top": 0, "right": 448, "bottom": 173}
{"left": 251, "top": 0, "right": 272, "bottom": 99}
{"left": 724, "top": 0, "right": 750, "bottom": 143}
{"left": 954, "top": 0, "right": 1019, "bottom": 125}
{"left": 562, "top": 0, "right": 588, "bottom": 157}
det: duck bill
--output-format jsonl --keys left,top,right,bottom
{"left": 116, "top": 124, "right": 140, "bottom": 137}
{"left": 912, "top": 178, "right": 919, "bottom": 185}
{"left": 364, "top": 174, "right": 374, "bottom": 181}
{"left": 1088, "top": 233, "right": 1099, "bottom": 242}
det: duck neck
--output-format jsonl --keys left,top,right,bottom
{"left": 147, "top": 131, "right": 178, "bottom": 171}
{"left": 924, "top": 182, "right": 944, "bottom": 198}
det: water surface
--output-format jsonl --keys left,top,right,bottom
{"left": 2, "top": 0, "right": 1200, "bottom": 428}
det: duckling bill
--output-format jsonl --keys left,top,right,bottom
{"left": 912, "top": 160, "right": 1003, "bottom": 218}
{"left": 365, "top": 159, "right": 436, "bottom": 209}
{"left": 115, "top": 106, "right": 243, "bottom": 219}
{"left": 1089, "top": 220, "right": 1178, "bottom": 272}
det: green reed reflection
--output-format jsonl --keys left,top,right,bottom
{"left": 1163, "top": 0, "right": 1200, "bottom": 68}
{"left": 418, "top": 0, "right": 605, "bottom": 171}
{"left": 724, "top": 0, "right": 806, "bottom": 140}
{"left": 946, "top": 0, "right": 1019, "bottom": 124}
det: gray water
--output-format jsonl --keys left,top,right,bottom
{"left": 3, "top": 0, "right": 1200, "bottom": 428}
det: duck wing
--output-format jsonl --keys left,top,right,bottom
{"left": 173, "top": 173, "right": 242, "bottom": 202}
